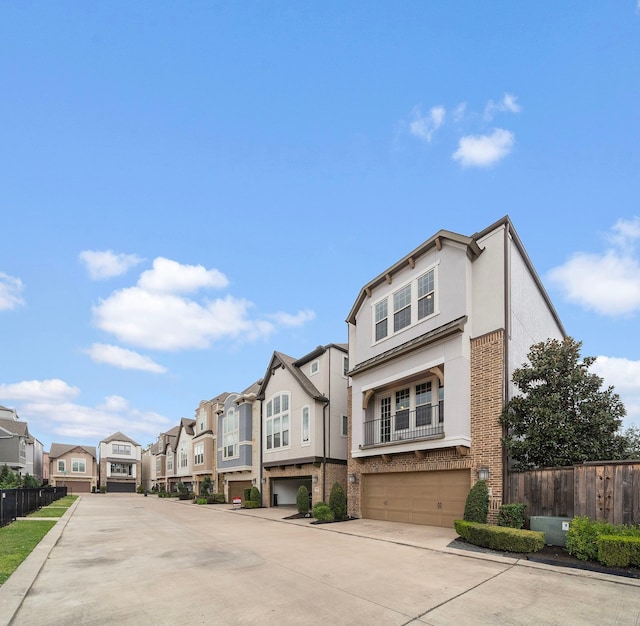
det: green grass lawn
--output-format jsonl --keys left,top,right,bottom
{"left": 0, "top": 521, "right": 56, "bottom": 584}
{"left": 27, "top": 495, "right": 78, "bottom": 518}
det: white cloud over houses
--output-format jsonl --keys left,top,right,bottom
{"left": 452, "top": 128, "right": 515, "bottom": 167}
{"left": 409, "top": 106, "right": 446, "bottom": 142}
{"left": 91, "top": 257, "right": 315, "bottom": 351}
{"left": 86, "top": 343, "right": 167, "bottom": 374}
{"left": 547, "top": 217, "right": 640, "bottom": 316}
{"left": 79, "top": 250, "right": 144, "bottom": 280}
{"left": 592, "top": 356, "right": 640, "bottom": 428}
{"left": 0, "top": 378, "right": 171, "bottom": 445}
{"left": 484, "top": 93, "right": 521, "bottom": 120}
{"left": 0, "top": 272, "right": 25, "bottom": 311}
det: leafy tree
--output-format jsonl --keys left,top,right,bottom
{"left": 328, "top": 482, "right": 347, "bottom": 521}
{"left": 296, "top": 485, "right": 309, "bottom": 515}
{"left": 621, "top": 426, "right": 640, "bottom": 459}
{"left": 501, "top": 337, "right": 627, "bottom": 471}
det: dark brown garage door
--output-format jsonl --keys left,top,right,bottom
{"left": 362, "top": 470, "right": 470, "bottom": 527}
{"left": 228, "top": 480, "right": 252, "bottom": 503}
{"left": 64, "top": 480, "right": 92, "bottom": 493}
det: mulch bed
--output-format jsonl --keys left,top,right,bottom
{"left": 283, "top": 512, "right": 356, "bottom": 524}
{"left": 450, "top": 539, "right": 640, "bottom": 579}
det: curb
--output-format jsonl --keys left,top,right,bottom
{"left": 0, "top": 497, "right": 80, "bottom": 626}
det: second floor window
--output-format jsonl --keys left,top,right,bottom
{"left": 393, "top": 284, "right": 411, "bottom": 332}
{"left": 194, "top": 443, "right": 204, "bottom": 465}
{"left": 57, "top": 460, "right": 66, "bottom": 473}
{"left": 301, "top": 406, "right": 310, "bottom": 443}
{"left": 112, "top": 444, "right": 131, "bottom": 455}
{"left": 266, "top": 392, "right": 290, "bottom": 450}
{"left": 167, "top": 450, "right": 173, "bottom": 471}
{"left": 72, "top": 458, "right": 86, "bottom": 473}
{"left": 223, "top": 408, "right": 239, "bottom": 459}
{"left": 156, "top": 457, "right": 161, "bottom": 473}
{"left": 180, "top": 442, "right": 188, "bottom": 468}
{"left": 19, "top": 438, "right": 26, "bottom": 462}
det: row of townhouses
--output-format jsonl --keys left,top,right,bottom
{"left": 2, "top": 217, "right": 565, "bottom": 528}
{"left": 139, "top": 216, "right": 565, "bottom": 526}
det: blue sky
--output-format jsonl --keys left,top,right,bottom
{"left": 1, "top": 2, "right": 639, "bottom": 451}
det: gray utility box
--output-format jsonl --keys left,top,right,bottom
{"left": 530, "top": 516, "right": 572, "bottom": 547}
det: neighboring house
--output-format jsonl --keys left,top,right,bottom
{"left": 0, "top": 405, "right": 19, "bottom": 421}
{"left": 99, "top": 432, "right": 142, "bottom": 493}
{"left": 43, "top": 451, "right": 49, "bottom": 483}
{"left": 193, "top": 395, "right": 227, "bottom": 496}
{"left": 49, "top": 443, "right": 98, "bottom": 493}
{"left": 0, "top": 416, "right": 29, "bottom": 474}
{"left": 173, "top": 418, "right": 196, "bottom": 492}
{"left": 346, "top": 216, "right": 565, "bottom": 527}
{"left": 216, "top": 381, "right": 261, "bottom": 503}
{"left": 258, "top": 344, "right": 349, "bottom": 508}
{"left": 154, "top": 425, "right": 180, "bottom": 492}
{"left": 141, "top": 442, "right": 158, "bottom": 492}
{"left": 25, "top": 435, "right": 44, "bottom": 483}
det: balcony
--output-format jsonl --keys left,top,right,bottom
{"left": 363, "top": 402, "right": 444, "bottom": 447}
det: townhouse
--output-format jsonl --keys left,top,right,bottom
{"left": 258, "top": 344, "right": 349, "bottom": 508}
{"left": 98, "top": 432, "right": 142, "bottom": 493}
{"left": 346, "top": 216, "right": 565, "bottom": 526}
{"left": 48, "top": 443, "right": 99, "bottom": 493}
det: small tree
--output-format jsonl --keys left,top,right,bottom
{"left": 463, "top": 480, "right": 489, "bottom": 523}
{"left": 328, "top": 482, "right": 347, "bottom": 521}
{"left": 250, "top": 486, "right": 261, "bottom": 506}
{"left": 501, "top": 337, "right": 628, "bottom": 471}
{"left": 296, "top": 485, "right": 309, "bottom": 515}
{"left": 200, "top": 475, "right": 212, "bottom": 496}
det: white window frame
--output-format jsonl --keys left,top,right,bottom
{"left": 371, "top": 263, "right": 439, "bottom": 344}
{"left": 301, "top": 406, "right": 310, "bottom": 445}
{"left": 71, "top": 458, "right": 86, "bottom": 473}
{"left": 223, "top": 407, "right": 239, "bottom": 460}
{"left": 167, "top": 449, "right": 174, "bottom": 471}
{"left": 179, "top": 441, "right": 188, "bottom": 468}
{"left": 343, "top": 355, "right": 349, "bottom": 377}
{"left": 310, "top": 360, "right": 319, "bottom": 376}
{"left": 194, "top": 442, "right": 204, "bottom": 465}
{"left": 341, "top": 415, "right": 348, "bottom": 437}
{"left": 197, "top": 408, "right": 206, "bottom": 432}
{"left": 57, "top": 460, "right": 66, "bottom": 473}
{"left": 265, "top": 392, "right": 291, "bottom": 451}
{"left": 112, "top": 443, "right": 131, "bottom": 455}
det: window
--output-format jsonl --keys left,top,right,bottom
{"left": 57, "top": 460, "right": 66, "bottom": 473}
{"left": 374, "top": 300, "right": 388, "bottom": 341}
{"left": 223, "top": 408, "right": 239, "bottom": 459}
{"left": 310, "top": 360, "right": 319, "bottom": 375}
{"left": 72, "top": 458, "right": 86, "bottom": 473}
{"left": 110, "top": 463, "right": 132, "bottom": 476}
{"left": 393, "top": 284, "right": 411, "bottom": 332}
{"left": 266, "top": 392, "right": 290, "bottom": 450}
{"left": 112, "top": 443, "right": 131, "bottom": 455}
{"left": 302, "top": 406, "right": 310, "bottom": 443}
{"left": 343, "top": 355, "right": 349, "bottom": 377}
{"left": 180, "top": 442, "right": 188, "bottom": 468}
{"left": 394, "top": 389, "right": 410, "bottom": 430}
{"left": 415, "top": 382, "right": 432, "bottom": 426}
{"left": 418, "top": 269, "right": 435, "bottom": 320}
{"left": 341, "top": 415, "right": 348, "bottom": 437}
{"left": 194, "top": 443, "right": 204, "bottom": 465}
{"left": 167, "top": 449, "right": 173, "bottom": 471}
{"left": 372, "top": 263, "right": 438, "bottom": 343}
{"left": 156, "top": 457, "right": 161, "bottom": 473}
{"left": 198, "top": 408, "right": 206, "bottom": 432}
{"left": 19, "top": 438, "right": 26, "bottom": 462}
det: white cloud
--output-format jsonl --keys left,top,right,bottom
{"left": 452, "top": 128, "right": 514, "bottom": 167}
{"left": 547, "top": 218, "right": 640, "bottom": 316}
{"left": 592, "top": 356, "right": 640, "bottom": 428}
{"left": 0, "top": 378, "right": 80, "bottom": 402}
{"left": 138, "top": 257, "right": 228, "bottom": 293}
{"left": 79, "top": 250, "right": 143, "bottom": 280}
{"left": 452, "top": 102, "right": 467, "bottom": 123}
{"left": 91, "top": 257, "right": 314, "bottom": 351}
{"left": 484, "top": 93, "right": 521, "bottom": 120}
{"left": 86, "top": 343, "right": 167, "bottom": 374}
{"left": 409, "top": 106, "right": 446, "bottom": 142}
{"left": 0, "top": 272, "right": 25, "bottom": 311}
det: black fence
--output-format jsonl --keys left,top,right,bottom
{"left": 0, "top": 486, "right": 68, "bottom": 527}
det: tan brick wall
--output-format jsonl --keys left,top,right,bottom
{"left": 347, "top": 329, "right": 505, "bottom": 523}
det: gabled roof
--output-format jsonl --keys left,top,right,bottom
{"left": 49, "top": 443, "right": 97, "bottom": 459}
{"left": 257, "top": 351, "right": 326, "bottom": 402}
{"left": 173, "top": 418, "right": 197, "bottom": 450}
{"left": 100, "top": 431, "right": 141, "bottom": 446}
{"left": 293, "top": 343, "right": 347, "bottom": 367}
{"left": 0, "top": 418, "right": 29, "bottom": 438}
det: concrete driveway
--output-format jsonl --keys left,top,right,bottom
{"left": 2, "top": 494, "right": 639, "bottom": 625}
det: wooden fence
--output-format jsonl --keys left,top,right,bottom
{"left": 508, "top": 461, "right": 640, "bottom": 526}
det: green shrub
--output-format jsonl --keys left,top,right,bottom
{"left": 463, "top": 480, "right": 489, "bottom": 523}
{"left": 567, "top": 516, "right": 640, "bottom": 562}
{"left": 250, "top": 486, "right": 261, "bottom": 505}
{"left": 329, "top": 482, "right": 347, "bottom": 520}
{"left": 244, "top": 487, "right": 252, "bottom": 502}
{"left": 597, "top": 535, "right": 640, "bottom": 568}
{"left": 296, "top": 485, "right": 310, "bottom": 515}
{"left": 243, "top": 500, "right": 259, "bottom": 509}
{"left": 136, "top": 485, "right": 144, "bottom": 494}
{"left": 498, "top": 503, "right": 527, "bottom": 529}
{"left": 206, "top": 493, "right": 225, "bottom": 504}
{"left": 100, "top": 486, "right": 106, "bottom": 493}
{"left": 313, "top": 502, "right": 334, "bottom": 522}
{"left": 196, "top": 498, "right": 208, "bottom": 505}
{"left": 454, "top": 520, "right": 544, "bottom": 553}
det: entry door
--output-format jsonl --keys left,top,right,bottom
{"left": 379, "top": 396, "right": 391, "bottom": 443}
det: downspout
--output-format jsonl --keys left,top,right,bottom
{"left": 502, "top": 221, "right": 511, "bottom": 505}
{"left": 322, "top": 399, "right": 329, "bottom": 503}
